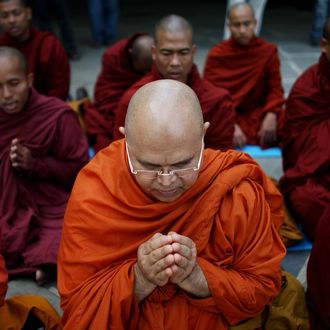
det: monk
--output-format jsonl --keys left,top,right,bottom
{"left": 58, "top": 79, "right": 286, "bottom": 329}
{"left": 84, "top": 33, "right": 154, "bottom": 152}
{"left": 0, "top": 0, "right": 70, "bottom": 101}
{"left": 0, "top": 46, "right": 89, "bottom": 284}
{"left": 307, "top": 207, "right": 330, "bottom": 329}
{"left": 113, "top": 15, "right": 235, "bottom": 151}
{"left": 280, "top": 19, "right": 330, "bottom": 241}
{"left": 0, "top": 231, "right": 7, "bottom": 308}
{"left": 204, "top": 3, "right": 285, "bottom": 148}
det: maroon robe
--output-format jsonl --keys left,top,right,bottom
{"left": 280, "top": 54, "right": 330, "bottom": 240}
{"left": 84, "top": 34, "right": 150, "bottom": 152}
{"left": 113, "top": 64, "right": 235, "bottom": 150}
{"left": 204, "top": 37, "right": 285, "bottom": 145}
{"left": 307, "top": 207, "right": 330, "bottom": 329}
{"left": 0, "top": 89, "right": 89, "bottom": 275}
{"left": 0, "top": 27, "right": 70, "bottom": 101}
{"left": 0, "top": 230, "right": 7, "bottom": 307}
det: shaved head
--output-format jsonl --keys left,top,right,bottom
{"left": 0, "top": 0, "right": 28, "bottom": 5}
{"left": 155, "top": 14, "right": 193, "bottom": 44}
{"left": 227, "top": 2, "right": 255, "bottom": 20}
{"left": 0, "top": 46, "right": 27, "bottom": 74}
{"left": 131, "top": 34, "right": 154, "bottom": 73}
{"left": 124, "top": 79, "right": 206, "bottom": 202}
{"left": 125, "top": 79, "right": 203, "bottom": 148}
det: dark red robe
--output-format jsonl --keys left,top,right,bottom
{"left": 0, "top": 230, "right": 7, "bottom": 307}
{"left": 0, "top": 89, "right": 89, "bottom": 275}
{"left": 84, "top": 34, "right": 150, "bottom": 152}
{"left": 280, "top": 54, "right": 330, "bottom": 240}
{"left": 307, "top": 207, "right": 330, "bottom": 329}
{"left": 204, "top": 37, "right": 285, "bottom": 145}
{"left": 0, "top": 27, "right": 70, "bottom": 101}
{"left": 113, "top": 65, "right": 235, "bottom": 150}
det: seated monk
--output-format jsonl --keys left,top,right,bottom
{"left": 113, "top": 15, "right": 235, "bottom": 151}
{"left": 204, "top": 3, "right": 285, "bottom": 148}
{"left": 0, "top": 46, "right": 89, "bottom": 284}
{"left": 58, "top": 80, "right": 286, "bottom": 329}
{"left": 280, "top": 19, "right": 330, "bottom": 241}
{"left": 84, "top": 33, "right": 154, "bottom": 153}
{"left": 0, "top": 0, "right": 70, "bottom": 101}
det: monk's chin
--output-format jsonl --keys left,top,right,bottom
{"left": 150, "top": 188, "right": 183, "bottom": 202}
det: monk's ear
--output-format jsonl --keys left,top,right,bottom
{"left": 27, "top": 72, "right": 34, "bottom": 88}
{"left": 119, "top": 126, "right": 126, "bottom": 137}
{"left": 151, "top": 45, "right": 157, "bottom": 61}
{"left": 320, "top": 38, "right": 328, "bottom": 54}
{"left": 203, "top": 122, "right": 210, "bottom": 136}
{"left": 191, "top": 44, "right": 197, "bottom": 56}
{"left": 26, "top": 7, "right": 32, "bottom": 20}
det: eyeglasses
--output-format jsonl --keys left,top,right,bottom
{"left": 125, "top": 139, "right": 204, "bottom": 180}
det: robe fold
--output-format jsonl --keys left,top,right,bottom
{"left": 0, "top": 88, "right": 89, "bottom": 275}
{"left": 113, "top": 65, "right": 235, "bottom": 150}
{"left": 58, "top": 139, "right": 286, "bottom": 329}
{"left": 84, "top": 34, "right": 150, "bottom": 152}
{"left": 307, "top": 207, "right": 330, "bottom": 330}
{"left": 0, "top": 27, "right": 70, "bottom": 101}
{"left": 204, "top": 37, "right": 285, "bottom": 145}
{"left": 280, "top": 54, "right": 330, "bottom": 240}
{"left": 0, "top": 230, "right": 7, "bottom": 307}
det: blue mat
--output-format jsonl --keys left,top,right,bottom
{"left": 89, "top": 146, "right": 95, "bottom": 159}
{"left": 287, "top": 231, "right": 313, "bottom": 252}
{"left": 237, "top": 145, "right": 282, "bottom": 158}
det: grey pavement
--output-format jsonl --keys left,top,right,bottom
{"left": 7, "top": 0, "right": 317, "bottom": 317}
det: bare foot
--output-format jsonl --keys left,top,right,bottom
{"left": 35, "top": 268, "right": 49, "bottom": 286}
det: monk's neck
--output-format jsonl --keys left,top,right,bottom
{"left": 14, "top": 26, "right": 31, "bottom": 43}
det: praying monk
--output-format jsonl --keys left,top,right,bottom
{"left": 58, "top": 79, "right": 286, "bottom": 329}
{"left": 84, "top": 33, "right": 154, "bottom": 152}
{"left": 280, "top": 19, "right": 330, "bottom": 241}
{"left": 0, "top": 46, "right": 89, "bottom": 284}
{"left": 204, "top": 3, "right": 285, "bottom": 148}
{"left": 113, "top": 15, "right": 235, "bottom": 150}
{"left": 0, "top": 0, "right": 70, "bottom": 101}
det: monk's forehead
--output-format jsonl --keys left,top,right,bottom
{"left": 0, "top": 0, "right": 27, "bottom": 8}
{"left": 229, "top": 4, "right": 254, "bottom": 20}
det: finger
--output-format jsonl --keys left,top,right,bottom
{"left": 11, "top": 138, "right": 19, "bottom": 146}
{"left": 169, "top": 232, "right": 194, "bottom": 249}
{"left": 148, "top": 244, "right": 174, "bottom": 266}
{"left": 142, "top": 233, "right": 172, "bottom": 255}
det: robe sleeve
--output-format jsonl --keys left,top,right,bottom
{"left": 30, "top": 111, "right": 89, "bottom": 186}
{"left": 186, "top": 179, "right": 285, "bottom": 325}
{"left": 262, "top": 48, "right": 285, "bottom": 116}
{"left": 39, "top": 36, "right": 70, "bottom": 101}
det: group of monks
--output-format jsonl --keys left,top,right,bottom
{"left": 0, "top": 0, "right": 329, "bottom": 328}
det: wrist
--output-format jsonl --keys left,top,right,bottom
{"left": 134, "top": 263, "right": 156, "bottom": 303}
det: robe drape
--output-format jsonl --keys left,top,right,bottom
{"left": 280, "top": 54, "right": 330, "bottom": 240}
{"left": 0, "top": 88, "right": 89, "bottom": 275}
{"left": 84, "top": 34, "right": 150, "bottom": 152}
{"left": 113, "top": 65, "right": 235, "bottom": 150}
{"left": 58, "top": 139, "right": 285, "bottom": 329}
{"left": 204, "top": 37, "right": 285, "bottom": 145}
{"left": 0, "top": 27, "right": 70, "bottom": 101}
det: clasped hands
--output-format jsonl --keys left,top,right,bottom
{"left": 134, "top": 232, "right": 210, "bottom": 302}
{"left": 9, "top": 138, "right": 34, "bottom": 171}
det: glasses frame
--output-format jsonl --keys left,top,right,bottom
{"left": 125, "top": 139, "right": 204, "bottom": 179}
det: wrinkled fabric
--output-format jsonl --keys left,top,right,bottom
{"left": 204, "top": 37, "right": 285, "bottom": 145}
{"left": 113, "top": 64, "right": 235, "bottom": 150}
{"left": 0, "top": 27, "right": 70, "bottom": 100}
{"left": 58, "top": 139, "right": 285, "bottom": 329}
{"left": 0, "top": 229, "right": 7, "bottom": 307}
{"left": 0, "top": 88, "right": 89, "bottom": 275}
{"left": 84, "top": 34, "right": 150, "bottom": 152}
{"left": 280, "top": 54, "right": 330, "bottom": 240}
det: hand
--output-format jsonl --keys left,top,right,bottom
{"left": 233, "top": 124, "right": 247, "bottom": 148}
{"left": 258, "top": 112, "right": 277, "bottom": 146}
{"left": 10, "top": 138, "right": 34, "bottom": 171}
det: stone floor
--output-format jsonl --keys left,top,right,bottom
{"left": 7, "top": 0, "right": 318, "bottom": 317}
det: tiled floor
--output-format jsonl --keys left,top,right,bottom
{"left": 7, "top": 0, "right": 317, "bottom": 315}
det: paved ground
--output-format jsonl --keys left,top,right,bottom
{"left": 7, "top": 0, "right": 317, "bottom": 317}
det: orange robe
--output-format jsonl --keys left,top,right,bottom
{"left": 204, "top": 37, "right": 285, "bottom": 145}
{"left": 58, "top": 139, "right": 286, "bottom": 329}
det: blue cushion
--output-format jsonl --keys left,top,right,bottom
{"left": 237, "top": 145, "right": 282, "bottom": 158}
{"left": 89, "top": 146, "right": 95, "bottom": 159}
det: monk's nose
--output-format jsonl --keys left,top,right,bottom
{"left": 170, "top": 53, "right": 180, "bottom": 66}
{"left": 157, "top": 173, "right": 177, "bottom": 186}
{"left": 2, "top": 85, "right": 12, "bottom": 99}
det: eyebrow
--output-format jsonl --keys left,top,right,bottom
{"left": 138, "top": 156, "right": 195, "bottom": 168}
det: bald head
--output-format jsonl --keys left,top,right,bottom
{"left": 125, "top": 80, "right": 203, "bottom": 149}
{"left": 227, "top": 2, "right": 255, "bottom": 20}
{"left": 155, "top": 14, "right": 193, "bottom": 44}
{"left": 131, "top": 34, "right": 154, "bottom": 73}
{"left": 0, "top": 46, "right": 27, "bottom": 74}
{"left": 0, "top": 0, "right": 28, "bottom": 5}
